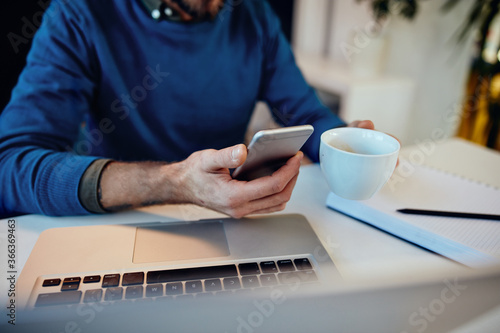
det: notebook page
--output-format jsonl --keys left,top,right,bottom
{"left": 375, "top": 166, "right": 500, "bottom": 255}
{"left": 327, "top": 164, "right": 500, "bottom": 267}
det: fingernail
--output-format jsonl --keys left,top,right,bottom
{"left": 231, "top": 146, "right": 241, "bottom": 162}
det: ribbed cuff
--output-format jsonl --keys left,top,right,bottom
{"left": 36, "top": 154, "right": 101, "bottom": 216}
{"left": 78, "top": 159, "right": 113, "bottom": 214}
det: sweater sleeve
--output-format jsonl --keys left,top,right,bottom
{"left": 257, "top": 2, "right": 346, "bottom": 162}
{"left": 0, "top": 0, "right": 100, "bottom": 216}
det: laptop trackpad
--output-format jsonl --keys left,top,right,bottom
{"left": 133, "top": 221, "right": 230, "bottom": 264}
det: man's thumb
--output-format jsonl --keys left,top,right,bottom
{"left": 205, "top": 144, "right": 247, "bottom": 171}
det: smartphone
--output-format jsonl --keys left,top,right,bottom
{"left": 232, "top": 125, "right": 314, "bottom": 181}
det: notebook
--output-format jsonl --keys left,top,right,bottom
{"left": 326, "top": 164, "right": 500, "bottom": 268}
{"left": 14, "top": 214, "right": 340, "bottom": 311}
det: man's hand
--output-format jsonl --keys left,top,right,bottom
{"left": 347, "top": 119, "right": 400, "bottom": 166}
{"left": 175, "top": 144, "right": 303, "bottom": 218}
{"left": 99, "top": 144, "right": 303, "bottom": 218}
{"left": 348, "top": 120, "right": 375, "bottom": 130}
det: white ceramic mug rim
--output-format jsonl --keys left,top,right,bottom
{"left": 320, "top": 127, "right": 400, "bottom": 158}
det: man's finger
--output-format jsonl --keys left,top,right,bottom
{"left": 247, "top": 203, "right": 288, "bottom": 215}
{"left": 202, "top": 144, "right": 247, "bottom": 171}
{"left": 237, "top": 152, "right": 302, "bottom": 201}
{"left": 251, "top": 172, "right": 298, "bottom": 203}
{"left": 348, "top": 120, "right": 375, "bottom": 130}
{"left": 228, "top": 172, "right": 299, "bottom": 217}
{"left": 243, "top": 173, "right": 299, "bottom": 215}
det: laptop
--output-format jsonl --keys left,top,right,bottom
{"left": 14, "top": 214, "right": 341, "bottom": 312}
{"left": 9, "top": 214, "right": 500, "bottom": 332}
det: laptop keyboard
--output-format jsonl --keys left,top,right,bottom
{"left": 34, "top": 258, "right": 318, "bottom": 307}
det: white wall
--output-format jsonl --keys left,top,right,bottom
{"left": 293, "top": 0, "right": 476, "bottom": 146}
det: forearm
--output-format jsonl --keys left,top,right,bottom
{"left": 98, "top": 160, "right": 187, "bottom": 212}
{"left": 92, "top": 144, "right": 302, "bottom": 219}
{"left": 0, "top": 147, "right": 98, "bottom": 216}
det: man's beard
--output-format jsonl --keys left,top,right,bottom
{"left": 178, "top": 0, "right": 225, "bottom": 19}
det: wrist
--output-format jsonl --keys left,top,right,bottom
{"left": 158, "top": 160, "right": 190, "bottom": 204}
{"left": 99, "top": 160, "right": 175, "bottom": 211}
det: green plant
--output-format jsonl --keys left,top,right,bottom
{"left": 359, "top": 0, "right": 500, "bottom": 149}
{"left": 442, "top": 0, "right": 500, "bottom": 44}
{"left": 359, "top": 0, "right": 500, "bottom": 46}
{"left": 356, "top": 0, "right": 419, "bottom": 22}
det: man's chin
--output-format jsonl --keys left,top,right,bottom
{"left": 181, "top": 0, "right": 225, "bottom": 19}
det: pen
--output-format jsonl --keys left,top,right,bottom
{"left": 396, "top": 209, "right": 500, "bottom": 221}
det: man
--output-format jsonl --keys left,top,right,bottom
{"left": 0, "top": 0, "right": 374, "bottom": 218}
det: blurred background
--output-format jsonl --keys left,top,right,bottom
{"left": 294, "top": 0, "right": 500, "bottom": 151}
{"left": 2, "top": 0, "right": 500, "bottom": 150}
{"left": 1, "top": 0, "right": 43, "bottom": 115}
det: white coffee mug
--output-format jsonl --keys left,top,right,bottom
{"left": 320, "top": 127, "right": 400, "bottom": 200}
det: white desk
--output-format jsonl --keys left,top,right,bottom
{"left": 1, "top": 138, "right": 499, "bottom": 331}
{"left": 1, "top": 138, "right": 499, "bottom": 285}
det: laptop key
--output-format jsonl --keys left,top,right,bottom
{"left": 104, "top": 287, "right": 123, "bottom": 301}
{"left": 146, "top": 284, "right": 163, "bottom": 297}
{"left": 134, "top": 298, "right": 153, "bottom": 304}
{"left": 61, "top": 283, "right": 80, "bottom": 291}
{"left": 241, "top": 275, "right": 260, "bottom": 288}
{"left": 185, "top": 280, "right": 203, "bottom": 293}
{"left": 238, "top": 263, "right": 260, "bottom": 275}
{"left": 260, "top": 261, "right": 278, "bottom": 273}
{"left": 63, "top": 277, "right": 81, "bottom": 284}
{"left": 122, "top": 272, "right": 144, "bottom": 286}
{"left": 233, "top": 289, "right": 253, "bottom": 296}
{"left": 35, "top": 291, "right": 82, "bottom": 307}
{"left": 278, "top": 271, "right": 318, "bottom": 285}
{"left": 42, "top": 278, "right": 61, "bottom": 287}
{"left": 297, "top": 270, "right": 318, "bottom": 283}
{"left": 294, "top": 258, "right": 313, "bottom": 270}
{"left": 176, "top": 294, "right": 194, "bottom": 300}
{"left": 223, "top": 277, "right": 241, "bottom": 290}
{"left": 83, "top": 275, "right": 101, "bottom": 283}
{"left": 83, "top": 289, "right": 103, "bottom": 303}
{"left": 277, "top": 259, "right": 295, "bottom": 272}
{"left": 61, "top": 277, "right": 81, "bottom": 291}
{"left": 204, "top": 279, "right": 222, "bottom": 292}
{"left": 165, "top": 282, "right": 183, "bottom": 295}
{"left": 277, "top": 272, "right": 299, "bottom": 284}
{"left": 215, "top": 290, "right": 233, "bottom": 297}
{"left": 125, "top": 286, "right": 143, "bottom": 299}
{"left": 102, "top": 274, "right": 120, "bottom": 288}
{"left": 147, "top": 264, "right": 237, "bottom": 284}
{"left": 260, "top": 274, "right": 278, "bottom": 286}
{"left": 253, "top": 287, "right": 272, "bottom": 295}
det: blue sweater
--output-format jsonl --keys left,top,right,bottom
{"left": 0, "top": 0, "right": 345, "bottom": 217}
